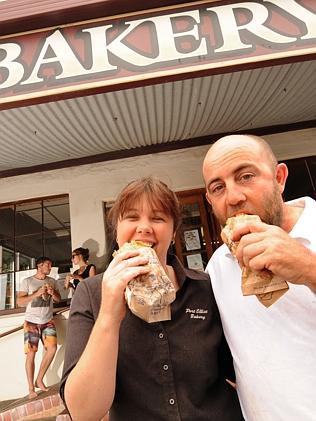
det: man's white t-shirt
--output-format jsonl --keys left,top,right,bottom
{"left": 19, "top": 275, "right": 57, "bottom": 324}
{"left": 206, "top": 197, "right": 316, "bottom": 421}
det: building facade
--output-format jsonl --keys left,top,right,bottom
{"left": 0, "top": 0, "right": 315, "bottom": 312}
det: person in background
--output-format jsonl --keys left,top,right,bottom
{"left": 60, "top": 177, "right": 243, "bottom": 421}
{"left": 17, "top": 256, "right": 61, "bottom": 399}
{"left": 64, "top": 247, "right": 96, "bottom": 290}
{"left": 202, "top": 134, "right": 316, "bottom": 421}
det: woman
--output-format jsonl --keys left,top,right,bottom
{"left": 64, "top": 247, "right": 96, "bottom": 290}
{"left": 60, "top": 177, "right": 242, "bottom": 421}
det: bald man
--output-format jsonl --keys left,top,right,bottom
{"left": 202, "top": 134, "right": 316, "bottom": 421}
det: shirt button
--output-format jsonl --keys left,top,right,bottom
{"left": 159, "top": 332, "right": 164, "bottom": 339}
{"left": 169, "top": 398, "right": 175, "bottom": 405}
{"left": 163, "top": 364, "right": 169, "bottom": 371}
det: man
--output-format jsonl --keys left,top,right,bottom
{"left": 17, "top": 256, "right": 61, "bottom": 399}
{"left": 202, "top": 134, "right": 316, "bottom": 421}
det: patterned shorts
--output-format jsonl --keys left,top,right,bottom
{"left": 24, "top": 319, "right": 57, "bottom": 353}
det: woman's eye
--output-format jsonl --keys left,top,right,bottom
{"left": 153, "top": 216, "right": 165, "bottom": 221}
{"left": 124, "top": 213, "right": 138, "bottom": 220}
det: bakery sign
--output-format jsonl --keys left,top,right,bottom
{"left": 0, "top": 0, "right": 315, "bottom": 107}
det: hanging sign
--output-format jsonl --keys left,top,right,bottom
{"left": 0, "top": 0, "right": 315, "bottom": 107}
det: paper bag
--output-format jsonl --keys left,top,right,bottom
{"left": 113, "top": 241, "right": 176, "bottom": 322}
{"left": 221, "top": 215, "right": 288, "bottom": 307}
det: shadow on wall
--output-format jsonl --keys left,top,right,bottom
{"left": 82, "top": 238, "right": 106, "bottom": 273}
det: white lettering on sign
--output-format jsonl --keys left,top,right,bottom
{"left": 0, "top": 43, "right": 24, "bottom": 89}
{"left": 81, "top": 10, "right": 206, "bottom": 71}
{"left": 209, "top": 2, "right": 296, "bottom": 54}
{"left": 268, "top": 0, "right": 316, "bottom": 40}
{"left": 0, "top": 0, "right": 315, "bottom": 91}
{"left": 21, "top": 30, "right": 91, "bottom": 85}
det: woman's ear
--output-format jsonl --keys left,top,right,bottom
{"left": 275, "top": 163, "right": 288, "bottom": 194}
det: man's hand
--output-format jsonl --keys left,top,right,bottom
{"left": 46, "top": 284, "right": 54, "bottom": 296}
{"left": 17, "top": 286, "right": 47, "bottom": 306}
{"left": 47, "top": 284, "right": 61, "bottom": 303}
{"left": 232, "top": 222, "right": 316, "bottom": 292}
{"left": 35, "top": 285, "right": 48, "bottom": 297}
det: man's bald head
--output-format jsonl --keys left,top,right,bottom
{"left": 202, "top": 133, "right": 287, "bottom": 227}
{"left": 203, "top": 134, "right": 277, "bottom": 174}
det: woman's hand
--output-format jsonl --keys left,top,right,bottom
{"left": 64, "top": 274, "right": 74, "bottom": 289}
{"left": 100, "top": 249, "right": 150, "bottom": 323}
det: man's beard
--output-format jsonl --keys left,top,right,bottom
{"left": 260, "top": 183, "right": 283, "bottom": 227}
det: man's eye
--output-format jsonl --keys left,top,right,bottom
{"left": 240, "top": 173, "right": 254, "bottom": 182}
{"left": 210, "top": 185, "right": 224, "bottom": 195}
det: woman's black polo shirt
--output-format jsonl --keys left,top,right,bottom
{"left": 60, "top": 254, "right": 243, "bottom": 420}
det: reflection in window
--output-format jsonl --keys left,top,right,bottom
{"left": 0, "top": 196, "right": 71, "bottom": 310}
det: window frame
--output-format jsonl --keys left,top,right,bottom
{"left": 0, "top": 193, "right": 71, "bottom": 312}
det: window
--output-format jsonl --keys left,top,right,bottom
{"left": 283, "top": 156, "right": 316, "bottom": 201}
{"left": 0, "top": 195, "right": 71, "bottom": 310}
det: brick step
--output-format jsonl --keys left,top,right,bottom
{"left": 0, "top": 384, "right": 67, "bottom": 421}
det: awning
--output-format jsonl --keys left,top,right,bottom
{"left": 0, "top": 0, "right": 315, "bottom": 177}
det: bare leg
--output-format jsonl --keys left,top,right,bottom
{"left": 25, "top": 350, "right": 38, "bottom": 399}
{"left": 35, "top": 345, "right": 57, "bottom": 391}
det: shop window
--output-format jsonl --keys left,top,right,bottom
{"left": 0, "top": 195, "right": 71, "bottom": 311}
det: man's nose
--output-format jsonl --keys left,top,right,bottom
{"left": 225, "top": 185, "right": 246, "bottom": 206}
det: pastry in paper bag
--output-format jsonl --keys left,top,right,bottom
{"left": 113, "top": 241, "right": 176, "bottom": 322}
{"left": 221, "top": 214, "right": 289, "bottom": 307}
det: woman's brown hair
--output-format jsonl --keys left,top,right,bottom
{"left": 107, "top": 177, "right": 182, "bottom": 235}
{"left": 72, "top": 247, "right": 89, "bottom": 262}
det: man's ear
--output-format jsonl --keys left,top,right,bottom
{"left": 275, "top": 163, "right": 288, "bottom": 194}
{"left": 205, "top": 191, "right": 212, "bottom": 206}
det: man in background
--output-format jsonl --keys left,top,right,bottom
{"left": 17, "top": 256, "right": 61, "bottom": 399}
{"left": 202, "top": 134, "right": 316, "bottom": 420}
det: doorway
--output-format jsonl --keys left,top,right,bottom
{"left": 175, "top": 189, "right": 221, "bottom": 270}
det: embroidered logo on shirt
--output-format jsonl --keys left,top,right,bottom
{"left": 186, "top": 308, "right": 208, "bottom": 320}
